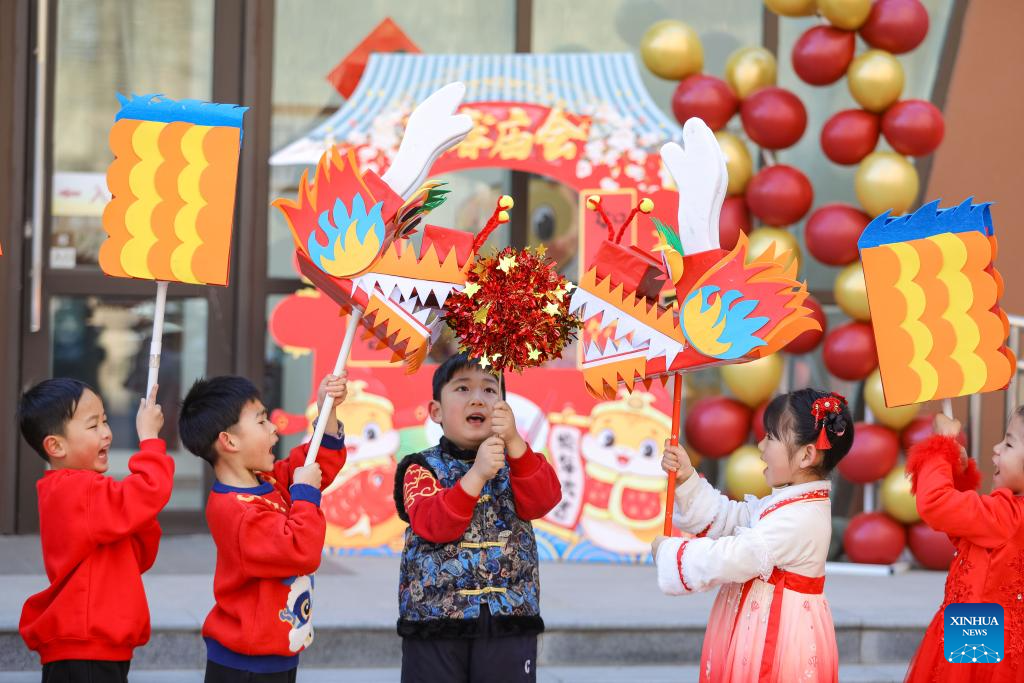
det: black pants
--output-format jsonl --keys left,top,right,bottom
{"left": 41, "top": 660, "right": 130, "bottom": 683}
{"left": 400, "top": 613, "right": 537, "bottom": 683}
{"left": 204, "top": 661, "right": 297, "bottom": 683}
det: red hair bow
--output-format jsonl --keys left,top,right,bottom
{"left": 811, "top": 393, "right": 847, "bottom": 450}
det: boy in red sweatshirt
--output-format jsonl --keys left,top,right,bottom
{"left": 394, "top": 353, "right": 562, "bottom": 683}
{"left": 18, "top": 378, "right": 172, "bottom": 683}
{"left": 179, "top": 373, "right": 347, "bottom": 683}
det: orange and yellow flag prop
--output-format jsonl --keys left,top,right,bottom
{"left": 99, "top": 94, "right": 247, "bottom": 286}
{"left": 859, "top": 199, "right": 1015, "bottom": 407}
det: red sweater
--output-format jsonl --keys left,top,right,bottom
{"left": 203, "top": 436, "right": 345, "bottom": 673}
{"left": 20, "top": 439, "right": 174, "bottom": 664}
{"left": 402, "top": 445, "right": 561, "bottom": 543}
{"left": 905, "top": 435, "right": 1024, "bottom": 682}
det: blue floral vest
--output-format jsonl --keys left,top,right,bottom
{"left": 394, "top": 441, "right": 544, "bottom": 639}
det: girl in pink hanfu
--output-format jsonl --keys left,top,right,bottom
{"left": 652, "top": 388, "right": 854, "bottom": 683}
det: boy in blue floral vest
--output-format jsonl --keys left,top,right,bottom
{"left": 393, "top": 353, "right": 562, "bottom": 683}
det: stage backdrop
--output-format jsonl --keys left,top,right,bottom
{"left": 270, "top": 52, "right": 693, "bottom": 563}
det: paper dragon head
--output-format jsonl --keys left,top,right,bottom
{"left": 569, "top": 118, "right": 819, "bottom": 399}
{"left": 275, "top": 83, "right": 479, "bottom": 373}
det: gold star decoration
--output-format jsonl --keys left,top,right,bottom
{"left": 462, "top": 281, "right": 481, "bottom": 298}
{"left": 527, "top": 345, "right": 541, "bottom": 361}
{"left": 544, "top": 301, "right": 561, "bottom": 316}
{"left": 497, "top": 254, "right": 518, "bottom": 273}
{"left": 478, "top": 354, "right": 491, "bottom": 369}
{"left": 473, "top": 261, "right": 489, "bottom": 278}
{"left": 551, "top": 286, "right": 566, "bottom": 301}
{"left": 564, "top": 281, "right": 576, "bottom": 293}
{"left": 534, "top": 244, "right": 548, "bottom": 258}
{"left": 473, "top": 303, "right": 491, "bottom": 324}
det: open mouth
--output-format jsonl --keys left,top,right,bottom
{"left": 466, "top": 413, "right": 486, "bottom": 425}
{"left": 616, "top": 454, "right": 630, "bottom": 466}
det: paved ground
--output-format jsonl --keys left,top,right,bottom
{"left": 0, "top": 535, "right": 943, "bottom": 680}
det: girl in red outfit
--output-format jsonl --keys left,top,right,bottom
{"left": 905, "top": 410, "right": 1024, "bottom": 682}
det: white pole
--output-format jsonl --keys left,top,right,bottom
{"left": 146, "top": 281, "right": 169, "bottom": 397}
{"left": 304, "top": 309, "right": 361, "bottom": 466}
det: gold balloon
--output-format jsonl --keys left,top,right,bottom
{"left": 835, "top": 262, "right": 871, "bottom": 321}
{"left": 865, "top": 369, "right": 920, "bottom": 429}
{"left": 818, "top": 0, "right": 872, "bottom": 29}
{"left": 855, "top": 151, "right": 920, "bottom": 217}
{"left": 640, "top": 20, "right": 704, "bottom": 81}
{"left": 847, "top": 49, "right": 905, "bottom": 112}
{"left": 715, "top": 131, "right": 753, "bottom": 196}
{"left": 765, "top": 0, "right": 818, "bottom": 17}
{"left": 722, "top": 354, "right": 784, "bottom": 408}
{"left": 747, "top": 227, "right": 801, "bottom": 272}
{"left": 880, "top": 464, "right": 920, "bottom": 524}
{"left": 725, "top": 445, "right": 772, "bottom": 499}
{"left": 725, "top": 46, "right": 777, "bottom": 99}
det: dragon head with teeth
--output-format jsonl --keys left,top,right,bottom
{"left": 570, "top": 118, "right": 820, "bottom": 399}
{"left": 275, "top": 83, "right": 477, "bottom": 372}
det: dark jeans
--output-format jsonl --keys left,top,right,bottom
{"left": 203, "top": 661, "right": 297, "bottom": 683}
{"left": 401, "top": 607, "right": 538, "bottom": 683}
{"left": 41, "top": 660, "right": 130, "bottom": 683}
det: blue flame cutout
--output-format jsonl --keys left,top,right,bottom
{"left": 306, "top": 193, "right": 385, "bottom": 266}
{"left": 683, "top": 286, "right": 769, "bottom": 360}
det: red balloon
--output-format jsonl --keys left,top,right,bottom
{"left": 792, "top": 26, "right": 856, "bottom": 86}
{"left": 838, "top": 422, "right": 900, "bottom": 484}
{"left": 684, "top": 397, "right": 752, "bottom": 459}
{"left": 860, "top": 0, "right": 930, "bottom": 55}
{"left": 908, "top": 522, "right": 955, "bottom": 570}
{"left": 745, "top": 165, "right": 814, "bottom": 226}
{"left": 719, "top": 196, "right": 753, "bottom": 250}
{"left": 752, "top": 402, "right": 768, "bottom": 443}
{"left": 901, "top": 415, "right": 968, "bottom": 451}
{"left": 821, "top": 110, "right": 881, "bottom": 165}
{"left": 784, "top": 295, "right": 827, "bottom": 354}
{"left": 672, "top": 75, "right": 739, "bottom": 132}
{"left": 823, "top": 322, "right": 878, "bottom": 381}
{"left": 844, "top": 512, "right": 907, "bottom": 564}
{"left": 805, "top": 203, "right": 870, "bottom": 266}
{"left": 740, "top": 87, "right": 808, "bottom": 150}
{"left": 881, "top": 99, "right": 945, "bottom": 156}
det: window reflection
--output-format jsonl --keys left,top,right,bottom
{"left": 50, "top": 296, "right": 208, "bottom": 511}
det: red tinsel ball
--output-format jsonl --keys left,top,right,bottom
{"left": 443, "top": 246, "right": 580, "bottom": 373}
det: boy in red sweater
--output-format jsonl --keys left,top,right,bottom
{"left": 18, "top": 378, "right": 172, "bottom": 683}
{"left": 179, "top": 373, "right": 347, "bottom": 683}
{"left": 393, "top": 353, "right": 562, "bottom": 683}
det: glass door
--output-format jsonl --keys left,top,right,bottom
{"left": 18, "top": 0, "right": 224, "bottom": 531}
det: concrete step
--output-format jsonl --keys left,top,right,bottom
{"left": 0, "top": 663, "right": 912, "bottom": 683}
{"left": 0, "top": 537, "right": 942, "bottom": 673}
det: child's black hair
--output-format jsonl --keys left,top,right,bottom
{"left": 179, "top": 376, "right": 261, "bottom": 465}
{"left": 763, "top": 387, "right": 854, "bottom": 475}
{"left": 17, "top": 378, "right": 94, "bottom": 461}
{"left": 431, "top": 352, "right": 506, "bottom": 401}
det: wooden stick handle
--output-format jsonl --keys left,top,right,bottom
{"left": 304, "top": 310, "right": 361, "bottom": 467}
{"left": 146, "top": 281, "right": 169, "bottom": 398}
{"left": 663, "top": 374, "right": 684, "bottom": 536}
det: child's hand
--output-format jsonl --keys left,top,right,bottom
{"left": 933, "top": 413, "right": 961, "bottom": 438}
{"left": 651, "top": 534, "right": 669, "bottom": 557}
{"left": 294, "top": 463, "right": 323, "bottom": 489}
{"left": 317, "top": 372, "right": 347, "bottom": 435}
{"left": 492, "top": 401, "right": 526, "bottom": 458}
{"left": 136, "top": 384, "right": 164, "bottom": 442}
{"left": 472, "top": 435, "right": 506, "bottom": 481}
{"left": 661, "top": 441, "right": 695, "bottom": 480}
